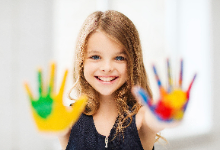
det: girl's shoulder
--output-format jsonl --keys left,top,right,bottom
{"left": 135, "top": 106, "right": 145, "bottom": 131}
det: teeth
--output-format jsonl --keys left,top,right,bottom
{"left": 97, "top": 77, "right": 117, "bottom": 82}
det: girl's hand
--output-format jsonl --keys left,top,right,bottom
{"left": 132, "top": 59, "right": 196, "bottom": 132}
{"left": 24, "top": 62, "right": 87, "bottom": 134}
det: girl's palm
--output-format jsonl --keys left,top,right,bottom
{"left": 24, "top": 62, "right": 87, "bottom": 133}
{"left": 133, "top": 59, "right": 196, "bottom": 130}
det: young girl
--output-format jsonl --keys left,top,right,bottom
{"left": 59, "top": 10, "right": 164, "bottom": 150}
{"left": 57, "top": 10, "right": 161, "bottom": 150}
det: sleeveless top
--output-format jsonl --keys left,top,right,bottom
{"left": 66, "top": 114, "right": 155, "bottom": 150}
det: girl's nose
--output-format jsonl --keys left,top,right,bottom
{"left": 100, "top": 61, "right": 113, "bottom": 72}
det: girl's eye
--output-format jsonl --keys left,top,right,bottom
{"left": 90, "top": 55, "right": 100, "bottom": 60}
{"left": 115, "top": 56, "right": 126, "bottom": 61}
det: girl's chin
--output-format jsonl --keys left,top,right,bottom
{"left": 96, "top": 90, "right": 116, "bottom": 97}
{"left": 98, "top": 92, "right": 114, "bottom": 97}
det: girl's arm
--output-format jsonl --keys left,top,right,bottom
{"left": 136, "top": 106, "right": 157, "bottom": 150}
{"left": 58, "top": 127, "right": 71, "bottom": 150}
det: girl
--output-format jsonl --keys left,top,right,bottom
{"left": 60, "top": 10, "right": 162, "bottom": 150}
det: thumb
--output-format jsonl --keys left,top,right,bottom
{"left": 68, "top": 95, "right": 87, "bottom": 124}
{"left": 132, "top": 86, "right": 152, "bottom": 108}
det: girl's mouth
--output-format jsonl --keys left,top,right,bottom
{"left": 95, "top": 76, "right": 118, "bottom": 82}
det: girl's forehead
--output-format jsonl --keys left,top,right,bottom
{"left": 85, "top": 31, "right": 126, "bottom": 54}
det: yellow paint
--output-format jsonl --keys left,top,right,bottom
{"left": 173, "top": 110, "right": 184, "bottom": 120}
{"left": 24, "top": 82, "right": 33, "bottom": 100}
{"left": 49, "top": 62, "right": 55, "bottom": 92}
{"left": 31, "top": 95, "right": 87, "bottom": 132}
{"left": 163, "top": 89, "right": 187, "bottom": 109}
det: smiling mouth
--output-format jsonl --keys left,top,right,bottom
{"left": 95, "top": 76, "right": 118, "bottom": 82}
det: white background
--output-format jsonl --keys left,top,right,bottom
{"left": 1, "top": 0, "right": 219, "bottom": 149}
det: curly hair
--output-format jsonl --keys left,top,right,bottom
{"left": 68, "top": 10, "right": 157, "bottom": 140}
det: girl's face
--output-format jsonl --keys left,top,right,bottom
{"left": 83, "top": 31, "right": 128, "bottom": 97}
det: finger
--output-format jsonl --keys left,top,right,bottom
{"left": 38, "top": 68, "right": 43, "bottom": 95}
{"left": 58, "top": 69, "right": 68, "bottom": 97}
{"left": 69, "top": 95, "right": 87, "bottom": 124}
{"left": 186, "top": 73, "right": 197, "bottom": 99}
{"left": 24, "top": 82, "right": 34, "bottom": 100}
{"left": 167, "top": 58, "right": 172, "bottom": 92}
{"left": 132, "top": 86, "right": 152, "bottom": 107}
{"left": 183, "top": 100, "right": 189, "bottom": 111}
{"left": 153, "top": 65, "right": 167, "bottom": 96}
{"left": 153, "top": 65, "right": 162, "bottom": 88}
{"left": 179, "top": 59, "right": 183, "bottom": 88}
{"left": 48, "top": 62, "right": 55, "bottom": 94}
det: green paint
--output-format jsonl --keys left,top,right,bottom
{"left": 30, "top": 70, "right": 53, "bottom": 119}
{"left": 38, "top": 70, "right": 43, "bottom": 95}
{"left": 31, "top": 94, "right": 53, "bottom": 119}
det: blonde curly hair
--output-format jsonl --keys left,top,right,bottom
{"left": 68, "top": 10, "right": 161, "bottom": 141}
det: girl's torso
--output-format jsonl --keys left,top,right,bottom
{"left": 66, "top": 113, "right": 144, "bottom": 150}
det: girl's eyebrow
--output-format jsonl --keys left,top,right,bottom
{"left": 87, "top": 50, "right": 126, "bottom": 55}
{"left": 87, "top": 50, "right": 100, "bottom": 54}
{"left": 117, "top": 51, "right": 126, "bottom": 55}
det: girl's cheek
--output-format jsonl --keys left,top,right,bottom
{"left": 84, "top": 62, "right": 97, "bottom": 72}
{"left": 121, "top": 63, "right": 128, "bottom": 71}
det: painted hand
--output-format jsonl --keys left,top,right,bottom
{"left": 133, "top": 59, "right": 196, "bottom": 123}
{"left": 24, "top": 62, "right": 87, "bottom": 133}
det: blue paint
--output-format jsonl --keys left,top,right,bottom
{"left": 137, "top": 88, "right": 149, "bottom": 105}
{"left": 153, "top": 65, "right": 162, "bottom": 87}
{"left": 156, "top": 115, "right": 173, "bottom": 122}
{"left": 183, "top": 101, "right": 188, "bottom": 111}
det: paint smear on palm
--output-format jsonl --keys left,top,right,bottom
{"left": 24, "top": 62, "right": 87, "bottom": 132}
{"left": 135, "top": 59, "right": 196, "bottom": 122}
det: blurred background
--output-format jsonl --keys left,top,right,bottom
{"left": 0, "top": 0, "right": 219, "bottom": 149}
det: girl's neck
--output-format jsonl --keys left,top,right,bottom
{"left": 94, "top": 94, "right": 118, "bottom": 118}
